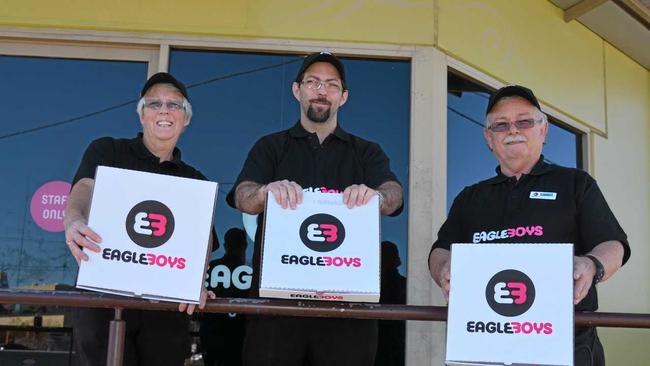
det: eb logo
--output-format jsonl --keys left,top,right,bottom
{"left": 125, "top": 200, "right": 175, "bottom": 248}
{"left": 299, "top": 214, "right": 345, "bottom": 252}
{"left": 485, "top": 269, "right": 535, "bottom": 317}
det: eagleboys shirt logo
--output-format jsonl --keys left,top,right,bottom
{"left": 303, "top": 186, "right": 341, "bottom": 194}
{"left": 466, "top": 269, "right": 552, "bottom": 336}
{"left": 101, "top": 200, "right": 186, "bottom": 270}
{"left": 472, "top": 225, "right": 543, "bottom": 243}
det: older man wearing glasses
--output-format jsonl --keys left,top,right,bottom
{"left": 227, "top": 52, "right": 403, "bottom": 366}
{"left": 64, "top": 72, "right": 213, "bottom": 366}
{"left": 428, "top": 85, "right": 630, "bottom": 366}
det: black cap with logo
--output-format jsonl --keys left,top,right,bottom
{"left": 486, "top": 84, "right": 541, "bottom": 115}
{"left": 295, "top": 52, "right": 347, "bottom": 90}
{"left": 140, "top": 72, "right": 189, "bottom": 100}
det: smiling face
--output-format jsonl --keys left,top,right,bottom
{"left": 292, "top": 62, "right": 348, "bottom": 124}
{"left": 139, "top": 84, "right": 188, "bottom": 146}
{"left": 484, "top": 96, "right": 548, "bottom": 169}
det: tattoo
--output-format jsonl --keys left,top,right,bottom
{"left": 235, "top": 181, "right": 266, "bottom": 214}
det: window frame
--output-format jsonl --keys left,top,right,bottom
{"left": 447, "top": 58, "right": 591, "bottom": 171}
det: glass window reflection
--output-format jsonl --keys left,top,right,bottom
{"left": 0, "top": 55, "right": 147, "bottom": 291}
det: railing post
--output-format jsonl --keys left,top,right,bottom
{"left": 106, "top": 307, "right": 125, "bottom": 366}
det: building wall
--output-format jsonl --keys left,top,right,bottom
{"left": 2, "top": 0, "right": 649, "bottom": 364}
{"left": 594, "top": 43, "right": 650, "bottom": 362}
{"left": 438, "top": 0, "right": 608, "bottom": 133}
{"left": 0, "top": 0, "right": 436, "bottom": 45}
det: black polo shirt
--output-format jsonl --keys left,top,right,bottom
{"left": 431, "top": 156, "right": 630, "bottom": 312}
{"left": 226, "top": 122, "right": 402, "bottom": 293}
{"left": 73, "top": 133, "right": 217, "bottom": 249}
{"left": 73, "top": 133, "right": 206, "bottom": 184}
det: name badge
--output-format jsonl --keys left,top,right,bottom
{"left": 530, "top": 191, "right": 557, "bottom": 200}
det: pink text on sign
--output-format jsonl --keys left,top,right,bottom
{"left": 30, "top": 181, "right": 71, "bottom": 232}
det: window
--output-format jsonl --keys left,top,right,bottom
{"left": 0, "top": 51, "right": 149, "bottom": 359}
{"left": 1, "top": 55, "right": 148, "bottom": 290}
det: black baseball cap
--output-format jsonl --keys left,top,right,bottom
{"left": 486, "top": 84, "right": 541, "bottom": 115}
{"left": 140, "top": 72, "right": 189, "bottom": 100}
{"left": 295, "top": 52, "right": 347, "bottom": 89}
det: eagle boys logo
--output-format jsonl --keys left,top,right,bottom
{"left": 125, "top": 200, "right": 175, "bottom": 248}
{"left": 299, "top": 213, "right": 345, "bottom": 252}
{"left": 467, "top": 270, "right": 552, "bottom": 336}
{"left": 486, "top": 269, "right": 535, "bottom": 317}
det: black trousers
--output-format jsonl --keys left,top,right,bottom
{"left": 575, "top": 327, "right": 605, "bottom": 366}
{"left": 72, "top": 307, "right": 190, "bottom": 366}
{"left": 242, "top": 316, "right": 377, "bottom": 366}
{"left": 200, "top": 312, "right": 246, "bottom": 366}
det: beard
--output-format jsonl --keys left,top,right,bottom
{"left": 306, "top": 99, "right": 332, "bottom": 123}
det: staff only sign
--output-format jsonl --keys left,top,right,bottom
{"left": 446, "top": 243, "right": 574, "bottom": 366}
{"left": 76, "top": 166, "right": 217, "bottom": 304}
{"left": 260, "top": 191, "right": 380, "bottom": 302}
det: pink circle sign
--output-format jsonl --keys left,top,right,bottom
{"left": 30, "top": 181, "right": 71, "bottom": 232}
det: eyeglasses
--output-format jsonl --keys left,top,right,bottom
{"left": 486, "top": 118, "right": 543, "bottom": 133}
{"left": 143, "top": 99, "right": 185, "bottom": 111}
{"left": 301, "top": 78, "right": 343, "bottom": 93}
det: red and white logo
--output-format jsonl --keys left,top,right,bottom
{"left": 299, "top": 213, "right": 346, "bottom": 252}
{"left": 485, "top": 269, "right": 536, "bottom": 317}
{"left": 125, "top": 200, "right": 175, "bottom": 248}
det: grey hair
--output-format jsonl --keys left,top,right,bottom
{"left": 485, "top": 96, "right": 547, "bottom": 128}
{"left": 136, "top": 83, "right": 193, "bottom": 125}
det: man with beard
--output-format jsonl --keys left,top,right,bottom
{"left": 428, "top": 85, "right": 630, "bottom": 366}
{"left": 227, "top": 52, "right": 403, "bottom": 366}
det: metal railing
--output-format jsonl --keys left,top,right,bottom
{"left": 1, "top": 289, "right": 649, "bottom": 365}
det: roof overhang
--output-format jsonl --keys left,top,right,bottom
{"left": 550, "top": 0, "right": 650, "bottom": 69}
